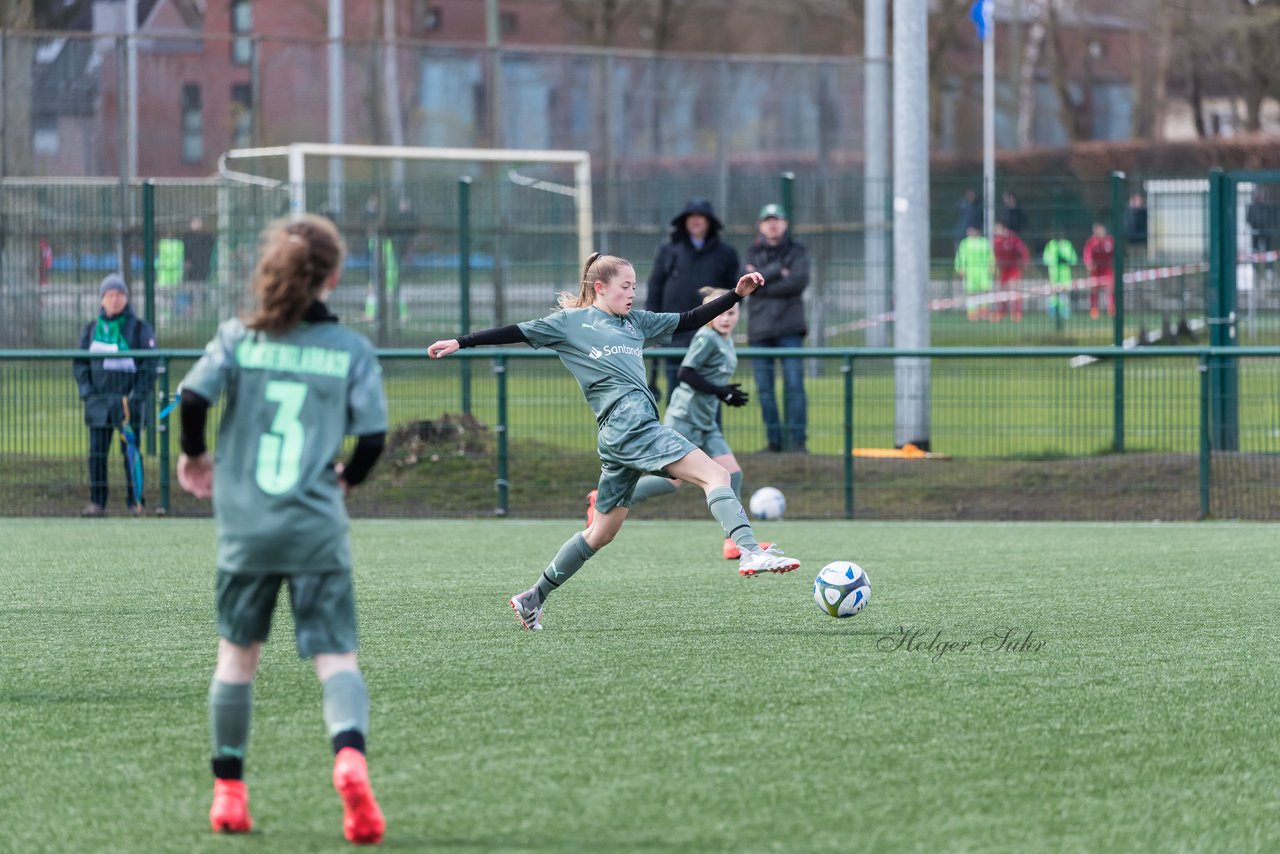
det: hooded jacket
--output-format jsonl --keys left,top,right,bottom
{"left": 646, "top": 198, "right": 740, "bottom": 346}
{"left": 743, "top": 231, "right": 809, "bottom": 343}
{"left": 73, "top": 303, "right": 157, "bottom": 428}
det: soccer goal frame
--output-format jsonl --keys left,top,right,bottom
{"left": 217, "top": 142, "right": 594, "bottom": 264}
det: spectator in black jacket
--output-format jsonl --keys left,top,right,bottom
{"left": 999, "top": 190, "right": 1028, "bottom": 236}
{"left": 743, "top": 204, "right": 809, "bottom": 453}
{"left": 646, "top": 197, "right": 740, "bottom": 400}
{"left": 72, "top": 274, "right": 157, "bottom": 516}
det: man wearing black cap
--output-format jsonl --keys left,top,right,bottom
{"left": 72, "top": 274, "right": 157, "bottom": 516}
{"left": 646, "top": 197, "right": 740, "bottom": 400}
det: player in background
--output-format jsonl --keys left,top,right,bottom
{"left": 427, "top": 253, "right": 801, "bottom": 631}
{"left": 177, "top": 215, "right": 388, "bottom": 845}
{"left": 992, "top": 222, "right": 1029, "bottom": 322}
{"left": 619, "top": 286, "right": 767, "bottom": 563}
{"left": 954, "top": 226, "right": 994, "bottom": 321}
{"left": 1083, "top": 222, "right": 1116, "bottom": 320}
{"left": 1042, "top": 229, "right": 1078, "bottom": 323}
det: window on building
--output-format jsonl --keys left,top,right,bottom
{"left": 420, "top": 3, "right": 442, "bottom": 31}
{"left": 231, "top": 0, "right": 253, "bottom": 65}
{"left": 500, "top": 12, "right": 518, "bottom": 36}
{"left": 33, "top": 115, "right": 59, "bottom": 156}
{"left": 231, "top": 83, "right": 253, "bottom": 148}
{"left": 182, "top": 83, "right": 204, "bottom": 163}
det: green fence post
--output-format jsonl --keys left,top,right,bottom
{"left": 158, "top": 356, "right": 170, "bottom": 516}
{"left": 459, "top": 176, "right": 473, "bottom": 416}
{"left": 1110, "top": 171, "right": 1126, "bottom": 452}
{"left": 1207, "top": 169, "right": 1239, "bottom": 450}
{"left": 494, "top": 354, "right": 509, "bottom": 517}
{"left": 780, "top": 171, "right": 795, "bottom": 222}
{"left": 842, "top": 355, "right": 854, "bottom": 519}
{"left": 142, "top": 180, "right": 156, "bottom": 329}
{"left": 1198, "top": 352, "right": 1211, "bottom": 519}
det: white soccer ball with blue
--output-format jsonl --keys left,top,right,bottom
{"left": 748, "top": 486, "right": 786, "bottom": 520}
{"left": 813, "top": 561, "right": 871, "bottom": 618}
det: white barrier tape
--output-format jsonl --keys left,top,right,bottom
{"left": 826, "top": 249, "right": 1280, "bottom": 337}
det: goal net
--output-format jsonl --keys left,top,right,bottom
{"left": 217, "top": 143, "right": 593, "bottom": 343}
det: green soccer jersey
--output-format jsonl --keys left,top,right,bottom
{"left": 666, "top": 326, "right": 736, "bottom": 432}
{"left": 1043, "top": 238, "right": 1078, "bottom": 285}
{"left": 181, "top": 316, "right": 388, "bottom": 575}
{"left": 518, "top": 306, "right": 679, "bottom": 423}
{"left": 955, "top": 235, "right": 994, "bottom": 293}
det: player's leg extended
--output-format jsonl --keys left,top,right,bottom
{"left": 668, "top": 449, "right": 755, "bottom": 549}
{"left": 315, "top": 654, "right": 384, "bottom": 845}
{"left": 209, "top": 638, "right": 260, "bottom": 834}
{"left": 512, "top": 507, "right": 620, "bottom": 627}
{"left": 669, "top": 450, "right": 799, "bottom": 575}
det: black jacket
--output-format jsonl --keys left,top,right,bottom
{"left": 646, "top": 204, "right": 740, "bottom": 346}
{"left": 743, "top": 233, "right": 809, "bottom": 343}
{"left": 73, "top": 305, "right": 157, "bottom": 429}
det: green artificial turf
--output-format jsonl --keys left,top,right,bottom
{"left": 2, "top": 519, "right": 1278, "bottom": 852}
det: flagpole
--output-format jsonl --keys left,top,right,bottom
{"left": 983, "top": 0, "right": 995, "bottom": 240}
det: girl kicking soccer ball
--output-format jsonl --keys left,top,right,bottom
{"left": 622, "top": 286, "right": 764, "bottom": 564}
{"left": 427, "top": 253, "right": 800, "bottom": 631}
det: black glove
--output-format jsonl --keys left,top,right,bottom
{"left": 717, "top": 383, "right": 750, "bottom": 407}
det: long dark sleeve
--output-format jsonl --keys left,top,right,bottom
{"left": 340, "top": 432, "right": 385, "bottom": 487}
{"left": 457, "top": 325, "right": 528, "bottom": 348}
{"left": 674, "top": 290, "right": 742, "bottom": 333}
{"left": 677, "top": 365, "right": 725, "bottom": 396}
{"left": 179, "top": 389, "right": 212, "bottom": 456}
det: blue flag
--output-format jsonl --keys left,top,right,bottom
{"left": 970, "top": 0, "right": 991, "bottom": 40}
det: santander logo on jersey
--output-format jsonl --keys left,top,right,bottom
{"left": 588, "top": 344, "right": 643, "bottom": 360}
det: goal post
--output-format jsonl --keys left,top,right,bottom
{"left": 218, "top": 143, "right": 594, "bottom": 265}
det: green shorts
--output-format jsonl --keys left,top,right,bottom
{"left": 594, "top": 392, "right": 696, "bottom": 515}
{"left": 664, "top": 415, "right": 732, "bottom": 460}
{"left": 215, "top": 570, "right": 358, "bottom": 659}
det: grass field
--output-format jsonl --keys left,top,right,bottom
{"left": 3, "top": 519, "right": 1278, "bottom": 852}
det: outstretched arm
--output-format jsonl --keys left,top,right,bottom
{"left": 428, "top": 324, "right": 528, "bottom": 358}
{"left": 673, "top": 272, "right": 765, "bottom": 332}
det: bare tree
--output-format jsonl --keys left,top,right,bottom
{"left": 927, "top": 0, "right": 973, "bottom": 145}
{"left": 1016, "top": 0, "right": 1050, "bottom": 147}
{"left": 1043, "top": 0, "right": 1094, "bottom": 143}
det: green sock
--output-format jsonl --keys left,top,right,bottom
{"left": 533, "top": 532, "right": 597, "bottom": 603}
{"left": 209, "top": 679, "right": 253, "bottom": 776}
{"left": 322, "top": 670, "right": 369, "bottom": 739}
{"left": 706, "top": 485, "right": 759, "bottom": 553}
{"left": 631, "top": 476, "right": 678, "bottom": 504}
{"left": 729, "top": 470, "right": 743, "bottom": 502}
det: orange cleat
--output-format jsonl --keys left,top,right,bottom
{"left": 210, "top": 779, "right": 253, "bottom": 834}
{"left": 333, "top": 747, "right": 385, "bottom": 845}
{"left": 585, "top": 489, "right": 598, "bottom": 527}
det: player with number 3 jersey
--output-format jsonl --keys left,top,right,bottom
{"left": 178, "top": 215, "right": 389, "bottom": 845}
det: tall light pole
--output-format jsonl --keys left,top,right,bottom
{"left": 981, "top": 0, "right": 995, "bottom": 240}
{"left": 892, "top": 0, "right": 931, "bottom": 449}
{"left": 864, "top": 0, "right": 889, "bottom": 349}
{"left": 327, "top": 0, "right": 344, "bottom": 214}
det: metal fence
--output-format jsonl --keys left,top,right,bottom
{"left": 4, "top": 346, "right": 1278, "bottom": 521}
{"left": 7, "top": 170, "right": 1280, "bottom": 354}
